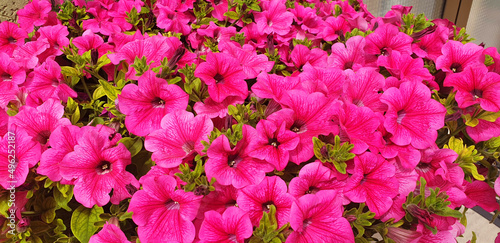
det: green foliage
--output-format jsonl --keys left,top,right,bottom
{"left": 313, "top": 135, "right": 355, "bottom": 174}
{"left": 444, "top": 136, "right": 485, "bottom": 180}
{"left": 403, "top": 178, "right": 462, "bottom": 233}
{"left": 71, "top": 205, "right": 104, "bottom": 243}
{"left": 344, "top": 203, "right": 376, "bottom": 239}
{"left": 453, "top": 26, "right": 474, "bottom": 43}
{"left": 175, "top": 158, "right": 216, "bottom": 195}
{"left": 485, "top": 54, "right": 495, "bottom": 66}
{"left": 118, "top": 137, "right": 144, "bottom": 157}
{"left": 401, "top": 13, "right": 433, "bottom": 35}
{"left": 249, "top": 205, "right": 289, "bottom": 243}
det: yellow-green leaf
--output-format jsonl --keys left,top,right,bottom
{"left": 71, "top": 205, "right": 104, "bottom": 243}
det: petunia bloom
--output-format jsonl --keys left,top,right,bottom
{"left": 128, "top": 175, "right": 202, "bottom": 243}
{"left": 145, "top": 110, "right": 213, "bottom": 168}
{"left": 89, "top": 223, "right": 131, "bottom": 243}
{"left": 117, "top": 70, "right": 189, "bottom": 136}
{"left": 59, "top": 127, "right": 139, "bottom": 207}
{"left": 194, "top": 52, "right": 248, "bottom": 102}
{"left": 287, "top": 190, "right": 354, "bottom": 243}
{"left": 380, "top": 81, "right": 446, "bottom": 149}
{"left": 199, "top": 207, "right": 253, "bottom": 243}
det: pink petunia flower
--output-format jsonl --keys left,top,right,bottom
{"left": 128, "top": 175, "right": 202, "bottom": 243}
{"left": 145, "top": 110, "right": 213, "bottom": 168}
{"left": 117, "top": 70, "right": 189, "bottom": 136}
{"left": 89, "top": 222, "right": 131, "bottom": 243}
{"left": 344, "top": 152, "right": 399, "bottom": 217}
{"left": 365, "top": 23, "right": 413, "bottom": 58}
{"left": 297, "top": 64, "right": 345, "bottom": 98}
{"left": 412, "top": 25, "right": 449, "bottom": 61}
{"left": 444, "top": 65, "right": 500, "bottom": 112}
{"left": 268, "top": 90, "right": 337, "bottom": 163}
{"left": 251, "top": 72, "right": 301, "bottom": 102}
{"left": 220, "top": 41, "right": 274, "bottom": 79}
{"left": 466, "top": 117, "right": 500, "bottom": 142}
{"left": 288, "top": 161, "right": 346, "bottom": 199}
{"left": 198, "top": 182, "right": 238, "bottom": 219}
{"left": 462, "top": 180, "right": 500, "bottom": 212}
{"left": 205, "top": 125, "right": 273, "bottom": 189}
{"left": 12, "top": 99, "right": 71, "bottom": 149}
{"left": 329, "top": 36, "right": 373, "bottom": 71}
{"left": 436, "top": 40, "right": 483, "bottom": 74}
{"left": 417, "top": 148, "right": 462, "bottom": 190}
{"left": 156, "top": 1, "right": 192, "bottom": 35}
{"left": 0, "top": 52, "right": 26, "bottom": 85}
{"left": 12, "top": 38, "right": 50, "bottom": 69}
{"left": 380, "top": 81, "right": 446, "bottom": 149}
{"left": 0, "top": 109, "right": 7, "bottom": 136}
{"left": 320, "top": 16, "right": 351, "bottom": 41}
{"left": 59, "top": 127, "right": 139, "bottom": 207}
{"left": 17, "top": 0, "right": 51, "bottom": 32}
{"left": 254, "top": 0, "right": 294, "bottom": 35}
{"left": 287, "top": 190, "right": 354, "bottom": 243}
{"left": 195, "top": 52, "right": 248, "bottom": 102}
{"left": 377, "top": 51, "right": 434, "bottom": 85}
{"left": 248, "top": 119, "right": 299, "bottom": 171}
{"left": 342, "top": 67, "right": 386, "bottom": 113}
{"left": 28, "top": 59, "right": 77, "bottom": 102}
{"left": 237, "top": 176, "right": 293, "bottom": 228}
{"left": 83, "top": 6, "right": 121, "bottom": 36}
{"left": 36, "top": 24, "right": 70, "bottom": 59}
{"left": 0, "top": 127, "right": 41, "bottom": 189}
{"left": 289, "top": 44, "right": 328, "bottom": 69}
{"left": 38, "top": 125, "right": 81, "bottom": 182}
{"left": 0, "top": 22, "right": 28, "bottom": 55}
{"left": 193, "top": 96, "right": 245, "bottom": 119}
{"left": 199, "top": 207, "right": 253, "bottom": 243}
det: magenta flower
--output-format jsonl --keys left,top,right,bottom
{"left": 28, "top": 59, "right": 77, "bottom": 102}
{"left": 329, "top": 36, "right": 371, "bottom": 71}
{"left": 288, "top": 161, "right": 346, "bottom": 199}
{"left": 193, "top": 96, "right": 245, "bottom": 119}
{"left": 0, "top": 127, "right": 41, "bottom": 189}
{"left": 89, "top": 223, "right": 131, "bottom": 243}
{"left": 254, "top": 0, "right": 294, "bottom": 35}
{"left": 59, "top": 127, "right": 139, "bottom": 207}
{"left": 145, "top": 110, "right": 213, "bottom": 168}
{"left": 0, "top": 21, "right": 28, "bottom": 55}
{"left": 83, "top": 6, "right": 121, "bottom": 36}
{"left": 380, "top": 81, "right": 446, "bottom": 149}
{"left": 237, "top": 176, "right": 293, "bottom": 227}
{"left": 0, "top": 109, "right": 7, "bottom": 136}
{"left": 436, "top": 40, "right": 483, "bottom": 74}
{"left": 16, "top": 0, "right": 51, "bottom": 32}
{"left": 298, "top": 64, "right": 345, "bottom": 99}
{"left": 342, "top": 67, "right": 386, "bottom": 113}
{"left": 12, "top": 38, "right": 50, "bottom": 69}
{"left": 365, "top": 23, "right": 413, "bottom": 57}
{"left": 198, "top": 182, "right": 238, "bottom": 218}
{"left": 412, "top": 25, "right": 448, "bottom": 61}
{"left": 268, "top": 91, "right": 337, "bottom": 164}
{"left": 205, "top": 125, "right": 273, "bottom": 188}
{"left": 248, "top": 119, "right": 299, "bottom": 171}
{"left": 417, "top": 148, "right": 462, "bottom": 189}
{"left": 156, "top": 2, "right": 192, "bottom": 35}
{"left": 333, "top": 103, "right": 384, "bottom": 154}
{"left": 289, "top": 44, "right": 328, "bottom": 69}
{"left": 38, "top": 125, "right": 81, "bottom": 182}
{"left": 251, "top": 72, "right": 301, "bottom": 101}
{"left": 344, "top": 152, "right": 399, "bottom": 217}
{"left": 466, "top": 117, "right": 500, "bottom": 142}
{"left": 444, "top": 65, "right": 500, "bottom": 112}
{"left": 287, "top": 190, "right": 354, "bottom": 243}
{"left": 37, "top": 24, "right": 70, "bottom": 58}
{"left": 462, "top": 180, "right": 500, "bottom": 212}
{"left": 320, "top": 16, "right": 351, "bottom": 41}
{"left": 195, "top": 52, "right": 248, "bottom": 102}
{"left": 0, "top": 52, "right": 26, "bottom": 85}
{"left": 199, "top": 207, "right": 253, "bottom": 243}
{"left": 128, "top": 175, "right": 202, "bottom": 243}
{"left": 12, "top": 99, "right": 71, "bottom": 148}
{"left": 377, "top": 51, "right": 433, "bottom": 84}
{"left": 117, "top": 70, "right": 189, "bottom": 136}
{"left": 220, "top": 42, "right": 274, "bottom": 79}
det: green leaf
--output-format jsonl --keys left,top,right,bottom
{"left": 61, "top": 66, "right": 80, "bottom": 77}
{"left": 313, "top": 136, "right": 355, "bottom": 174}
{"left": 54, "top": 185, "right": 74, "bottom": 211}
{"left": 476, "top": 111, "right": 500, "bottom": 122}
{"left": 224, "top": 11, "right": 240, "bottom": 20}
{"left": 444, "top": 136, "right": 485, "bottom": 180}
{"left": 98, "top": 79, "right": 119, "bottom": 101}
{"left": 95, "top": 53, "right": 111, "bottom": 71}
{"left": 71, "top": 205, "right": 104, "bottom": 243}
{"left": 118, "top": 137, "right": 143, "bottom": 157}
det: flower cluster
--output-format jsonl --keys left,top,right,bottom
{"left": 1, "top": 0, "right": 500, "bottom": 242}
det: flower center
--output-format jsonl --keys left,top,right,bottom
{"left": 96, "top": 161, "right": 112, "bottom": 175}
{"left": 290, "top": 120, "right": 305, "bottom": 133}
{"left": 151, "top": 97, "right": 166, "bottom": 108}
{"left": 380, "top": 47, "right": 389, "bottom": 56}
{"left": 416, "top": 162, "right": 431, "bottom": 173}
{"left": 397, "top": 110, "right": 406, "bottom": 124}
{"left": 343, "top": 61, "right": 354, "bottom": 70}
{"left": 7, "top": 37, "right": 16, "bottom": 44}
{"left": 182, "top": 140, "right": 195, "bottom": 154}
{"left": 227, "top": 154, "right": 240, "bottom": 168}
{"left": 305, "top": 186, "right": 319, "bottom": 194}
{"left": 165, "top": 199, "right": 180, "bottom": 210}
{"left": 38, "top": 130, "right": 51, "bottom": 145}
{"left": 268, "top": 138, "right": 280, "bottom": 147}
{"left": 262, "top": 201, "right": 274, "bottom": 213}
{"left": 267, "top": 19, "right": 273, "bottom": 27}
{"left": 450, "top": 63, "right": 463, "bottom": 73}
{"left": 471, "top": 89, "right": 483, "bottom": 100}
{"left": 214, "top": 73, "right": 225, "bottom": 84}
{"left": 1, "top": 73, "right": 12, "bottom": 81}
